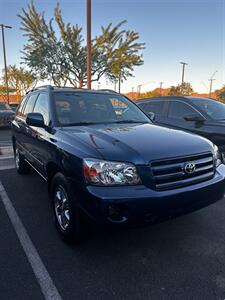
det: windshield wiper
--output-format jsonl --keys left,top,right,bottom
{"left": 63, "top": 120, "right": 150, "bottom": 126}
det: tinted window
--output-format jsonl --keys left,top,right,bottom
{"left": 138, "top": 103, "right": 146, "bottom": 110}
{"left": 190, "top": 98, "right": 225, "bottom": 120}
{"left": 23, "top": 94, "right": 38, "bottom": 116}
{"left": 17, "top": 96, "right": 28, "bottom": 117}
{"left": 33, "top": 93, "right": 49, "bottom": 125}
{"left": 168, "top": 101, "right": 196, "bottom": 119}
{"left": 53, "top": 92, "right": 151, "bottom": 126}
{"left": 143, "top": 101, "right": 166, "bottom": 116}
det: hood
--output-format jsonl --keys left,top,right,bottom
{"left": 207, "top": 119, "right": 225, "bottom": 127}
{"left": 59, "top": 123, "right": 213, "bottom": 164}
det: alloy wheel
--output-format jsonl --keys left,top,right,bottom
{"left": 54, "top": 185, "right": 71, "bottom": 231}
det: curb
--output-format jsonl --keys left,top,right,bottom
{"left": 0, "top": 146, "right": 13, "bottom": 156}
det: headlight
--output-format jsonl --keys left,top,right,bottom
{"left": 213, "top": 145, "right": 222, "bottom": 167}
{"left": 83, "top": 158, "right": 141, "bottom": 186}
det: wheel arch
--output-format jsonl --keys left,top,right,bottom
{"left": 46, "top": 162, "right": 63, "bottom": 191}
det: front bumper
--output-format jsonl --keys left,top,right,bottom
{"left": 74, "top": 164, "right": 225, "bottom": 226}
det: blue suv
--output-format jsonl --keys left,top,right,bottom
{"left": 11, "top": 86, "right": 225, "bottom": 242}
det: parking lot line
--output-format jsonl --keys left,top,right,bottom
{"left": 0, "top": 181, "right": 62, "bottom": 300}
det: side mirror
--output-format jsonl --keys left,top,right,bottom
{"left": 26, "top": 113, "right": 45, "bottom": 128}
{"left": 148, "top": 111, "right": 156, "bottom": 122}
{"left": 184, "top": 114, "right": 205, "bottom": 122}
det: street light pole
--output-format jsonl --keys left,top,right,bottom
{"left": 159, "top": 82, "right": 163, "bottom": 96}
{"left": 86, "top": 0, "right": 91, "bottom": 89}
{"left": 0, "top": 24, "right": 12, "bottom": 104}
{"left": 180, "top": 61, "right": 188, "bottom": 85}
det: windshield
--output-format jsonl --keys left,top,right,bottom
{"left": 53, "top": 92, "right": 151, "bottom": 126}
{"left": 0, "top": 102, "right": 11, "bottom": 111}
{"left": 190, "top": 98, "right": 225, "bottom": 121}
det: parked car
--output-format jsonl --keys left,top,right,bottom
{"left": 12, "top": 86, "right": 225, "bottom": 242}
{"left": 0, "top": 101, "right": 15, "bottom": 128}
{"left": 9, "top": 102, "right": 19, "bottom": 111}
{"left": 138, "top": 96, "right": 225, "bottom": 161}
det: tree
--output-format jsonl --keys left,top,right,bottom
{"left": 94, "top": 22, "right": 145, "bottom": 92}
{"left": 140, "top": 89, "right": 161, "bottom": 99}
{"left": 0, "top": 85, "right": 16, "bottom": 94}
{"left": 2, "top": 65, "right": 36, "bottom": 96}
{"left": 18, "top": 2, "right": 145, "bottom": 88}
{"left": 215, "top": 85, "right": 225, "bottom": 102}
{"left": 168, "top": 82, "right": 194, "bottom": 96}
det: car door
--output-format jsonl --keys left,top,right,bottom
{"left": 163, "top": 100, "right": 209, "bottom": 137}
{"left": 13, "top": 94, "right": 38, "bottom": 161}
{"left": 30, "top": 92, "right": 50, "bottom": 176}
{"left": 12, "top": 95, "right": 28, "bottom": 147}
{"left": 139, "top": 100, "right": 169, "bottom": 126}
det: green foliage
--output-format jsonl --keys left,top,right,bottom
{"left": 0, "top": 85, "right": 16, "bottom": 94}
{"left": 18, "top": 2, "right": 145, "bottom": 87}
{"left": 2, "top": 65, "right": 36, "bottom": 95}
{"left": 95, "top": 21, "right": 145, "bottom": 84}
{"left": 215, "top": 85, "right": 225, "bottom": 102}
{"left": 168, "top": 82, "right": 194, "bottom": 96}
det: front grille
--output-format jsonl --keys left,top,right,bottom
{"left": 151, "top": 152, "right": 215, "bottom": 191}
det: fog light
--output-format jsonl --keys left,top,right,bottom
{"left": 107, "top": 204, "right": 128, "bottom": 223}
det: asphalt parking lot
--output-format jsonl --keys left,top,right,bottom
{"left": 1, "top": 131, "right": 225, "bottom": 299}
{"left": 0, "top": 128, "right": 12, "bottom": 147}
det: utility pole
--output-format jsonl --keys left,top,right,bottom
{"left": 118, "top": 75, "right": 121, "bottom": 93}
{"left": 137, "top": 85, "right": 141, "bottom": 98}
{"left": 0, "top": 24, "right": 12, "bottom": 104}
{"left": 131, "top": 86, "right": 134, "bottom": 99}
{"left": 180, "top": 61, "right": 188, "bottom": 85}
{"left": 159, "top": 82, "right": 163, "bottom": 96}
{"left": 136, "top": 81, "right": 155, "bottom": 98}
{"left": 208, "top": 70, "right": 218, "bottom": 97}
{"left": 86, "top": 0, "right": 91, "bottom": 89}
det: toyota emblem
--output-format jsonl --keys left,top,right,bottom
{"left": 184, "top": 162, "right": 196, "bottom": 174}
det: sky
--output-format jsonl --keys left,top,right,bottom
{"left": 0, "top": 0, "right": 224, "bottom": 93}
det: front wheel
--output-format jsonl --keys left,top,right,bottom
{"left": 50, "top": 173, "right": 84, "bottom": 243}
{"left": 14, "top": 145, "right": 30, "bottom": 174}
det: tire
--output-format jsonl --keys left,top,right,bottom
{"left": 50, "top": 173, "right": 84, "bottom": 243}
{"left": 14, "top": 145, "right": 30, "bottom": 174}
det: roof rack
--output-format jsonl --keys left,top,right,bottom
{"left": 34, "top": 85, "right": 53, "bottom": 90}
{"left": 26, "top": 85, "right": 54, "bottom": 94}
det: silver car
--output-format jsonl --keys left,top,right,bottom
{"left": 0, "top": 101, "right": 15, "bottom": 127}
